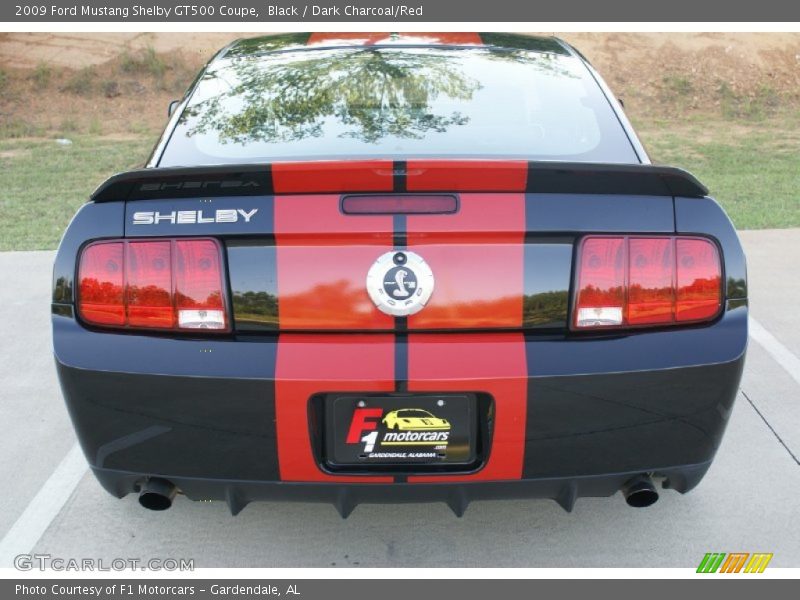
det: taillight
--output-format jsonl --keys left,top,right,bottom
{"left": 574, "top": 236, "right": 721, "bottom": 330}
{"left": 127, "top": 241, "right": 172, "bottom": 329}
{"left": 575, "top": 237, "right": 625, "bottom": 327}
{"left": 78, "top": 238, "right": 228, "bottom": 332}
{"left": 174, "top": 239, "right": 226, "bottom": 330}
{"left": 77, "top": 243, "right": 125, "bottom": 326}
{"left": 675, "top": 239, "right": 722, "bottom": 322}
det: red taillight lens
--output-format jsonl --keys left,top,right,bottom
{"left": 78, "top": 242, "right": 125, "bottom": 326}
{"left": 676, "top": 238, "right": 722, "bottom": 322}
{"left": 575, "top": 237, "right": 625, "bottom": 327}
{"left": 627, "top": 238, "right": 674, "bottom": 325}
{"left": 127, "top": 241, "right": 173, "bottom": 329}
{"left": 77, "top": 238, "right": 227, "bottom": 332}
{"left": 574, "top": 236, "right": 721, "bottom": 330}
{"left": 175, "top": 239, "right": 226, "bottom": 330}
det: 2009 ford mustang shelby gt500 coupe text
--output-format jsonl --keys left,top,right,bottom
{"left": 53, "top": 33, "right": 747, "bottom": 516}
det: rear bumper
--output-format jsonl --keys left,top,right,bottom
{"left": 93, "top": 462, "right": 713, "bottom": 516}
{"left": 54, "top": 301, "right": 747, "bottom": 510}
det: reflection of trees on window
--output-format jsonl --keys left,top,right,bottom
{"left": 479, "top": 33, "right": 575, "bottom": 76}
{"left": 224, "top": 33, "right": 312, "bottom": 57}
{"left": 181, "top": 50, "right": 483, "bottom": 145}
{"left": 232, "top": 290, "right": 278, "bottom": 329}
{"left": 523, "top": 290, "right": 569, "bottom": 328}
{"left": 479, "top": 33, "right": 569, "bottom": 56}
{"left": 484, "top": 48, "right": 576, "bottom": 78}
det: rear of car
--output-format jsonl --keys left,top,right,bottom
{"left": 52, "top": 33, "right": 747, "bottom": 516}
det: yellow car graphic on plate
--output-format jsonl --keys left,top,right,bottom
{"left": 382, "top": 409, "right": 451, "bottom": 431}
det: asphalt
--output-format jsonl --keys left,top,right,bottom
{"left": 0, "top": 229, "right": 798, "bottom": 568}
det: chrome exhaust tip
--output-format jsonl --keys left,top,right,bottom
{"left": 622, "top": 474, "right": 659, "bottom": 508}
{"left": 138, "top": 478, "right": 177, "bottom": 511}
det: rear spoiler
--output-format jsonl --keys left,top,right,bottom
{"left": 91, "top": 160, "right": 708, "bottom": 202}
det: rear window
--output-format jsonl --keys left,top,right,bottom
{"left": 159, "top": 46, "right": 639, "bottom": 166}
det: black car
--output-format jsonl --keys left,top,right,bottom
{"left": 52, "top": 33, "right": 747, "bottom": 516}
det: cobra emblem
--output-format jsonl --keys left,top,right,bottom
{"left": 366, "top": 251, "right": 434, "bottom": 317}
{"left": 393, "top": 269, "right": 410, "bottom": 298}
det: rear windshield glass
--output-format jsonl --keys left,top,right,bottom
{"left": 159, "top": 46, "right": 639, "bottom": 166}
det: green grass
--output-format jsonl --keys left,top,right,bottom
{"left": 119, "top": 46, "right": 167, "bottom": 78}
{"left": 31, "top": 62, "right": 53, "bottom": 90}
{"left": 662, "top": 75, "right": 693, "bottom": 96}
{"left": 62, "top": 67, "right": 95, "bottom": 95}
{"left": 639, "top": 117, "right": 800, "bottom": 230}
{"left": 0, "top": 118, "right": 44, "bottom": 139}
{"left": 117, "top": 45, "right": 191, "bottom": 93}
{"left": 0, "top": 136, "right": 154, "bottom": 251}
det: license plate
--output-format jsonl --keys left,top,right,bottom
{"left": 325, "top": 394, "right": 477, "bottom": 468}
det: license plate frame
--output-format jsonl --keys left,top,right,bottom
{"left": 324, "top": 393, "right": 479, "bottom": 470}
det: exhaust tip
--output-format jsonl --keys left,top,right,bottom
{"left": 138, "top": 478, "right": 177, "bottom": 511}
{"left": 622, "top": 475, "right": 659, "bottom": 508}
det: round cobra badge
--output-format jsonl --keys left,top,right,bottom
{"left": 366, "top": 251, "right": 434, "bottom": 317}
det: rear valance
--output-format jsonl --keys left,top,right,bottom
{"left": 90, "top": 161, "right": 708, "bottom": 202}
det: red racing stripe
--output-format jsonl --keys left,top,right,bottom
{"left": 307, "top": 32, "right": 392, "bottom": 46}
{"left": 274, "top": 194, "right": 394, "bottom": 239}
{"left": 275, "top": 334, "right": 395, "bottom": 482}
{"left": 407, "top": 193, "right": 526, "bottom": 329}
{"left": 275, "top": 194, "right": 394, "bottom": 330}
{"left": 407, "top": 333, "right": 528, "bottom": 482}
{"left": 406, "top": 160, "right": 528, "bottom": 192}
{"left": 272, "top": 160, "right": 394, "bottom": 193}
{"left": 397, "top": 33, "right": 483, "bottom": 45}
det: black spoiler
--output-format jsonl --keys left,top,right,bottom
{"left": 91, "top": 161, "right": 708, "bottom": 202}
